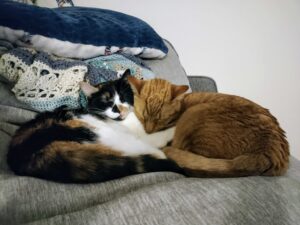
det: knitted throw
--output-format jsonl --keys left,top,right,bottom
{"left": 0, "top": 47, "right": 154, "bottom": 112}
{"left": 85, "top": 53, "right": 155, "bottom": 86}
{"left": 0, "top": 39, "right": 14, "bottom": 56}
{"left": 0, "top": 48, "right": 87, "bottom": 111}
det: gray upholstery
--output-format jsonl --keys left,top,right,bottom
{"left": 188, "top": 75, "right": 218, "bottom": 92}
{"left": 0, "top": 42, "right": 300, "bottom": 225}
{"left": 145, "top": 40, "right": 190, "bottom": 87}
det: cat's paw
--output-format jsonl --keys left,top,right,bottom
{"left": 163, "top": 147, "right": 186, "bottom": 163}
{"left": 142, "top": 126, "right": 176, "bottom": 149}
{"left": 163, "top": 146, "right": 175, "bottom": 157}
{"left": 151, "top": 150, "right": 167, "bottom": 159}
{"left": 152, "top": 139, "right": 168, "bottom": 149}
{"left": 139, "top": 135, "right": 164, "bottom": 149}
{"left": 163, "top": 126, "right": 176, "bottom": 143}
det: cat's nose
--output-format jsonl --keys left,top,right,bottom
{"left": 112, "top": 105, "right": 120, "bottom": 113}
{"left": 119, "top": 112, "right": 127, "bottom": 120}
{"left": 117, "top": 105, "right": 129, "bottom": 119}
{"left": 145, "top": 122, "right": 155, "bottom": 134}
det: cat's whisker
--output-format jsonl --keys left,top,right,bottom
{"left": 88, "top": 108, "right": 105, "bottom": 113}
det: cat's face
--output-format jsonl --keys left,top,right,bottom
{"left": 81, "top": 72, "right": 133, "bottom": 120}
{"left": 128, "top": 77, "right": 189, "bottom": 133}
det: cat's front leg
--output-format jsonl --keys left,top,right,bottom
{"left": 140, "top": 126, "right": 176, "bottom": 149}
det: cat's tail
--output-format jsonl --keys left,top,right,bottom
{"left": 138, "top": 154, "right": 184, "bottom": 175}
{"left": 7, "top": 141, "right": 183, "bottom": 183}
{"left": 164, "top": 145, "right": 289, "bottom": 177}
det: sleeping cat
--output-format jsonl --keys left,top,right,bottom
{"left": 127, "top": 76, "right": 290, "bottom": 177}
{"left": 7, "top": 72, "right": 181, "bottom": 183}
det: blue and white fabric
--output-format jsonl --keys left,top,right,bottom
{"left": 0, "top": 0, "right": 168, "bottom": 59}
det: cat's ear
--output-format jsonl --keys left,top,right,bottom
{"left": 121, "top": 69, "right": 131, "bottom": 80}
{"left": 171, "top": 84, "right": 189, "bottom": 99}
{"left": 79, "top": 81, "right": 99, "bottom": 97}
{"left": 127, "top": 76, "right": 145, "bottom": 95}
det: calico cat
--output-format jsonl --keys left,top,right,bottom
{"left": 127, "top": 76, "right": 290, "bottom": 177}
{"left": 7, "top": 72, "right": 181, "bottom": 183}
{"left": 80, "top": 71, "right": 134, "bottom": 120}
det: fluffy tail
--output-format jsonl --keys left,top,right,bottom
{"left": 164, "top": 146, "right": 289, "bottom": 177}
{"left": 7, "top": 142, "right": 183, "bottom": 183}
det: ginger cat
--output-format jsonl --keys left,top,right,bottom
{"left": 128, "top": 77, "right": 290, "bottom": 177}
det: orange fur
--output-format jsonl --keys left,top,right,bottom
{"left": 63, "top": 119, "right": 91, "bottom": 129}
{"left": 129, "top": 77, "right": 289, "bottom": 177}
{"left": 25, "top": 140, "right": 124, "bottom": 181}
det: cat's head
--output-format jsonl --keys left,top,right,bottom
{"left": 128, "top": 76, "right": 189, "bottom": 133}
{"left": 80, "top": 70, "right": 133, "bottom": 120}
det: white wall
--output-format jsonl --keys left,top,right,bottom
{"left": 41, "top": 0, "right": 300, "bottom": 160}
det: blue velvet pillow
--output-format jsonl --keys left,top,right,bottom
{"left": 0, "top": 0, "right": 168, "bottom": 59}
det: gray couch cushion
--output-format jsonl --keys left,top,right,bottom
{"left": 0, "top": 80, "right": 32, "bottom": 110}
{"left": 144, "top": 40, "right": 190, "bottom": 86}
{"left": 188, "top": 75, "right": 218, "bottom": 92}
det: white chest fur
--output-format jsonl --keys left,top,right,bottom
{"left": 119, "top": 112, "right": 176, "bottom": 149}
{"left": 118, "top": 112, "right": 146, "bottom": 137}
{"left": 79, "top": 114, "right": 166, "bottom": 159}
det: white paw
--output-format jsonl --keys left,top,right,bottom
{"left": 164, "top": 126, "right": 176, "bottom": 142}
{"left": 154, "top": 126, "right": 175, "bottom": 148}
{"left": 140, "top": 126, "right": 176, "bottom": 149}
{"left": 151, "top": 150, "right": 167, "bottom": 159}
{"left": 153, "top": 139, "right": 169, "bottom": 149}
{"left": 141, "top": 137, "right": 165, "bottom": 149}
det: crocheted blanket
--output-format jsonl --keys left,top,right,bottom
{"left": 0, "top": 47, "right": 154, "bottom": 111}
{"left": 0, "top": 39, "right": 14, "bottom": 56}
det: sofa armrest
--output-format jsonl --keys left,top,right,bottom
{"left": 188, "top": 75, "right": 218, "bottom": 92}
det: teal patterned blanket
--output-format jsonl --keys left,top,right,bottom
{"left": 0, "top": 47, "right": 154, "bottom": 111}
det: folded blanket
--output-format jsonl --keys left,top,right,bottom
{"left": 85, "top": 53, "right": 155, "bottom": 85}
{"left": 0, "top": 48, "right": 87, "bottom": 111}
{"left": 0, "top": 0, "right": 168, "bottom": 59}
{"left": 0, "top": 39, "right": 14, "bottom": 56}
{"left": 0, "top": 47, "right": 154, "bottom": 111}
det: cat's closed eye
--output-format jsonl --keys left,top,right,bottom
{"left": 101, "top": 92, "right": 112, "bottom": 102}
{"left": 165, "top": 117, "right": 177, "bottom": 126}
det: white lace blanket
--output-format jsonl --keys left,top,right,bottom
{"left": 0, "top": 47, "right": 154, "bottom": 112}
{"left": 0, "top": 47, "right": 87, "bottom": 111}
